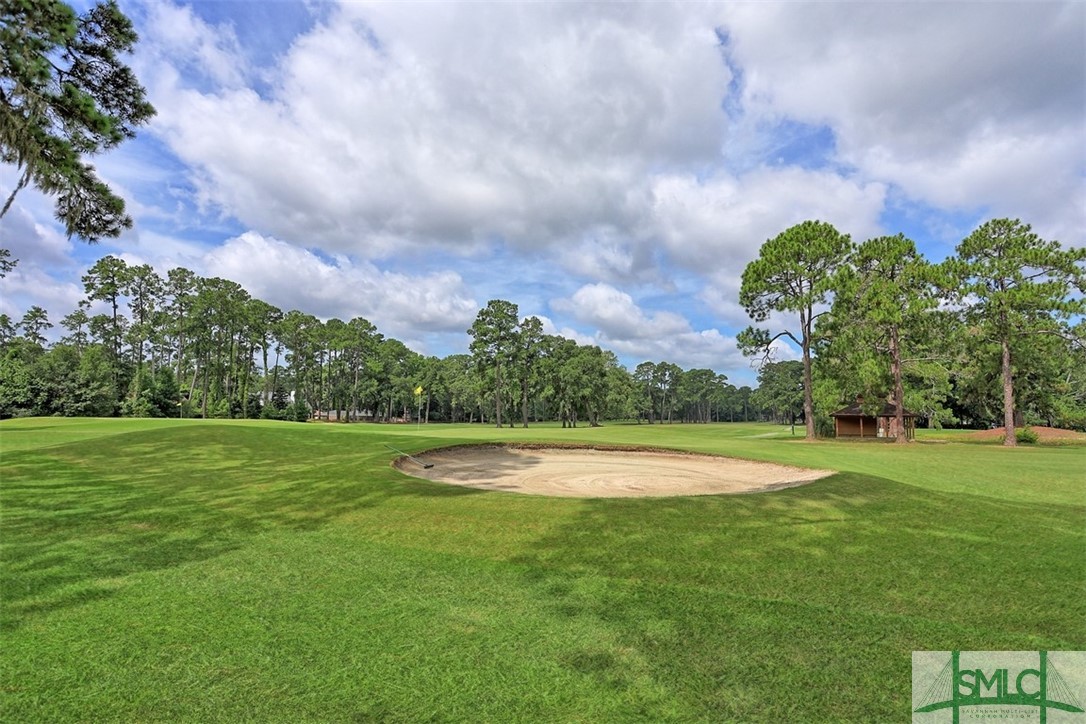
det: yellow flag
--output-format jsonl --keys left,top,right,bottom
{"left": 414, "top": 386, "right": 423, "bottom": 397}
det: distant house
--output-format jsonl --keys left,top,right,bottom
{"left": 830, "top": 400, "right": 918, "bottom": 440}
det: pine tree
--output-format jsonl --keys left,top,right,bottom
{"left": 1, "top": 0, "right": 155, "bottom": 239}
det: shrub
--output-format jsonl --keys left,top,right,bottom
{"left": 284, "top": 401, "right": 309, "bottom": 423}
{"left": 211, "top": 398, "right": 232, "bottom": 419}
{"left": 121, "top": 395, "right": 155, "bottom": 418}
{"left": 1016, "top": 427, "right": 1039, "bottom": 445}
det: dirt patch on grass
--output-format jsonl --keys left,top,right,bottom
{"left": 964, "top": 426, "right": 1086, "bottom": 442}
{"left": 392, "top": 445, "right": 835, "bottom": 498}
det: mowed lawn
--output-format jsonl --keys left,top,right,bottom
{"left": 1, "top": 419, "right": 1083, "bottom": 722}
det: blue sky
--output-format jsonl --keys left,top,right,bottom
{"left": 2, "top": 1, "right": 1083, "bottom": 386}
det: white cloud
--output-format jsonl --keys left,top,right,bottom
{"left": 698, "top": 274, "right": 748, "bottom": 329}
{"left": 138, "top": 1, "right": 732, "bottom": 255}
{"left": 0, "top": 264, "right": 83, "bottom": 324}
{"left": 720, "top": 2, "right": 1085, "bottom": 240}
{"left": 5, "top": 0, "right": 1081, "bottom": 378}
{"left": 649, "top": 168, "right": 886, "bottom": 273}
{"left": 0, "top": 202, "right": 74, "bottom": 270}
{"left": 557, "top": 234, "right": 659, "bottom": 286}
{"left": 553, "top": 282, "right": 746, "bottom": 372}
{"left": 555, "top": 283, "right": 690, "bottom": 340}
{"left": 0, "top": 189, "right": 83, "bottom": 324}
{"left": 859, "top": 130, "right": 1085, "bottom": 244}
{"left": 533, "top": 314, "right": 595, "bottom": 348}
{"left": 141, "top": 2, "right": 249, "bottom": 89}
{"left": 203, "top": 231, "right": 478, "bottom": 342}
{"left": 122, "top": 229, "right": 215, "bottom": 270}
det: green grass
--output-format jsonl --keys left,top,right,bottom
{"left": 2, "top": 418, "right": 1083, "bottom": 721}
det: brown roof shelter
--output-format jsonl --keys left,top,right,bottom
{"left": 830, "top": 400, "right": 918, "bottom": 440}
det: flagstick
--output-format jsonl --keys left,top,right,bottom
{"left": 415, "top": 386, "right": 423, "bottom": 431}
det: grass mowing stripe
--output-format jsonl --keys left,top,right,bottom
{"left": 3, "top": 535, "right": 685, "bottom": 722}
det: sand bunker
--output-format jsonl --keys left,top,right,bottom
{"left": 393, "top": 445, "right": 834, "bottom": 498}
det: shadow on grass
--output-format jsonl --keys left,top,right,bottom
{"left": 507, "top": 474, "right": 1086, "bottom": 720}
{"left": 0, "top": 425, "right": 481, "bottom": 630}
{"left": 393, "top": 444, "right": 552, "bottom": 493}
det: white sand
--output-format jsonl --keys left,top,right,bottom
{"left": 393, "top": 446, "right": 834, "bottom": 498}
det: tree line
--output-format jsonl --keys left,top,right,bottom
{"left": 3, "top": 4, "right": 1084, "bottom": 441}
{"left": 1, "top": 217, "right": 1081, "bottom": 436}
{"left": 4, "top": 5, "right": 1083, "bottom": 441}
{"left": 0, "top": 253, "right": 752, "bottom": 426}
{"left": 739, "top": 218, "right": 1085, "bottom": 445}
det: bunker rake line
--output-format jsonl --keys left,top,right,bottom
{"left": 383, "top": 443, "right": 434, "bottom": 469}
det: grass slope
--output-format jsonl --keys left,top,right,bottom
{"left": 2, "top": 419, "right": 1083, "bottom": 722}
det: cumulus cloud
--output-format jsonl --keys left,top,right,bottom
{"left": 203, "top": 231, "right": 478, "bottom": 343}
{"left": 141, "top": 1, "right": 249, "bottom": 89}
{"left": 0, "top": 202, "right": 74, "bottom": 271}
{"left": 720, "top": 1, "right": 1085, "bottom": 240}
{"left": 649, "top": 167, "right": 885, "bottom": 273}
{"left": 860, "top": 131, "right": 1084, "bottom": 244}
{"left": 138, "top": 1, "right": 731, "bottom": 255}
{"left": 557, "top": 235, "right": 660, "bottom": 286}
{"left": 0, "top": 190, "right": 82, "bottom": 323}
{"left": 5, "top": 0, "right": 1081, "bottom": 375}
{"left": 129, "top": 0, "right": 1081, "bottom": 282}
{"left": 0, "top": 263, "right": 84, "bottom": 324}
{"left": 553, "top": 282, "right": 746, "bottom": 371}
{"left": 533, "top": 314, "right": 596, "bottom": 348}
{"left": 555, "top": 283, "right": 689, "bottom": 339}
{"left": 698, "top": 273, "right": 748, "bottom": 329}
